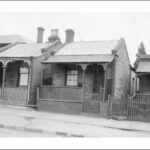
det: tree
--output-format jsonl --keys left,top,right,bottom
{"left": 138, "top": 41, "right": 146, "bottom": 55}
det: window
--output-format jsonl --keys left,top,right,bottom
{"left": 19, "top": 67, "right": 29, "bottom": 86}
{"left": 66, "top": 70, "right": 78, "bottom": 86}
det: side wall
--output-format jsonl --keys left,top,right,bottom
{"left": 29, "top": 56, "right": 44, "bottom": 105}
{"left": 113, "top": 39, "right": 130, "bottom": 98}
{"left": 28, "top": 42, "right": 62, "bottom": 105}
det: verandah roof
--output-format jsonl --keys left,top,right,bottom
{"left": 137, "top": 61, "right": 150, "bottom": 73}
{"left": 0, "top": 43, "right": 54, "bottom": 58}
{"left": 55, "top": 40, "right": 119, "bottom": 55}
{"left": 43, "top": 54, "right": 114, "bottom": 63}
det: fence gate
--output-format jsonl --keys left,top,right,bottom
{"left": 82, "top": 88, "right": 104, "bottom": 113}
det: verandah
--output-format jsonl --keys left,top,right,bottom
{"left": 0, "top": 59, "right": 31, "bottom": 105}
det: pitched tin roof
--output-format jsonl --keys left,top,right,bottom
{"left": 0, "top": 35, "right": 33, "bottom": 44}
{"left": 44, "top": 40, "right": 119, "bottom": 63}
{"left": 0, "top": 43, "right": 54, "bottom": 58}
{"left": 55, "top": 40, "right": 119, "bottom": 55}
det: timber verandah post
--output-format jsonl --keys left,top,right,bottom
{"left": 80, "top": 64, "right": 88, "bottom": 102}
{"left": 26, "top": 57, "right": 32, "bottom": 106}
{"left": 101, "top": 63, "right": 109, "bottom": 103}
{"left": 2, "top": 66, "right": 6, "bottom": 88}
{"left": 1, "top": 63, "right": 7, "bottom": 101}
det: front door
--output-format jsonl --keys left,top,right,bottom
{"left": 83, "top": 65, "right": 104, "bottom": 113}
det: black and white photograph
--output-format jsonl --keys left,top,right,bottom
{"left": 0, "top": 0, "right": 150, "bottom": 149}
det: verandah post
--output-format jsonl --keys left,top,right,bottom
{"left": 102, "top": 63, "right": 108, "bottom": 103}
{"left": 2, "top": 66, "right": 6, "bottom": 88}
{"left": 80, "top": 64, "right": 88, "bottom": 102}
{"left": 1, "top": 64, "right": 6, "bottom": 101}
{"left": 82, "top": 69, "right": 85, "bottom": 101}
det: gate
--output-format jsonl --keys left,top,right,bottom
{"left": 82, "top": 87, "right": 104, "bottom": 113}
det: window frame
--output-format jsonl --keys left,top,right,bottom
{"left": 66, "top": 69, "right": 78, "bottom": 86}
{"left": 19, "top": 67, "right": 29, "bottom": 87}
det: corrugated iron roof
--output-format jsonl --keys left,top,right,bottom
{"left": 136, "top": 61, "right": 150, "bottom": 72}
{"left": 0, "top": 43, "right": 53, "bottom": 58}
{"left": 0, "top": 35, "right": 33, "bottom": 44}
{"left": 139, "top": 55, "right": 150, "bottom": 60}
{"left": 44, "top": 54, "right": 114, "bottom": 63}
{"left": 55, "top": 40, "right": 119, "bottom": 55}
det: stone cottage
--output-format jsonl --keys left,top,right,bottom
{"left": 37, "top": 29, "right": 131, "bottom": 115}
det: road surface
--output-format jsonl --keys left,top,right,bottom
{"left": 0, "top": 128, "right": 58, "bottom": 137}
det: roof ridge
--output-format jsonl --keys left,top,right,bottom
{"left": 55, "top": 54, "right": 112, "bottom": 56}
{"left": 69, "top": 39, "right": 119, "bottom": 43}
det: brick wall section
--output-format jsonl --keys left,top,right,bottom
{"left": 113, "top": 38, "right": 130, "bottom": 98}
{"left": 28, "top": 41, "right": 62, "bottom": 105}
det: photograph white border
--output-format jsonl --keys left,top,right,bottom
{"left": 0, "top": 1, "right": 150, "bottom": 149}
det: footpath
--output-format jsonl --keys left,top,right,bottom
{"left": 0, "top": 104, "right": 150, "bottom": 137}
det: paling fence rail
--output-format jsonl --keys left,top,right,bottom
{"left": 109, "top": 94, "right": 150, "bottom": 121}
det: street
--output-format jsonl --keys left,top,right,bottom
{"left": 0, "top": 105, "right": 150, "bottom": 137}
{"left": 0, "top": 123, "right": 149, "bottom": 137}
{"left": 0, "top": 128, "right": 58, "bottom": 137}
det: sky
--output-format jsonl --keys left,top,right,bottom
{"left": 0, "top": 12, "right": 150, "bottom": 65}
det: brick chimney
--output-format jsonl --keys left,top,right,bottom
{"left": 48, "top": 29, "right": 60, "bottom": 43}
{"left": 37, "top": 27, "right": 44, "bottom": 43}
{"left": 65, "top": 29, "right": 74, "bottom": 43}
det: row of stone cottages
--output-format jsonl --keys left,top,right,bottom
{"left": 0, "top": 27, "right": 147, "bottom": 116}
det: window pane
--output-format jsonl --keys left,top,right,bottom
{"left": 73, "top": 81, "right": 77, "bottom": 86}
{"left": 67, "top": 80, "right": 71, "bottom": 86}
{"left": 67, "top": 75, "right": 71, "bottom": 80}
{"left": 20, "top": 67, "right": 28, "bottom": 73}
{"left": 20, "top": 74, "right": 28, "bottom": 86}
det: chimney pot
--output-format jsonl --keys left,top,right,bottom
{"left": 65, "top": 29, "right": 75, "bottom": 43}
{"left": 37, "top": 27, "right": 45, "bottom": 43}
{"left": 48, "top": 29, "right": 60, "bottom": 43}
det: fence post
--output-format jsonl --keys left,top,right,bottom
{"left": 36, "top": 87, "right": 40, "bottom": 102}
{"left": 126, "top": 95, "right": 130, "bottom": 119}
{"left": 107, "top": 95, "right": 111, "bottom": 117}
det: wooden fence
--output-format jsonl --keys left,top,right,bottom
{"left": 109, "top": 94, "right": 150, "bottom": 122}
{"left": 0, "top": 87, "right": 28, "bottom": 106}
